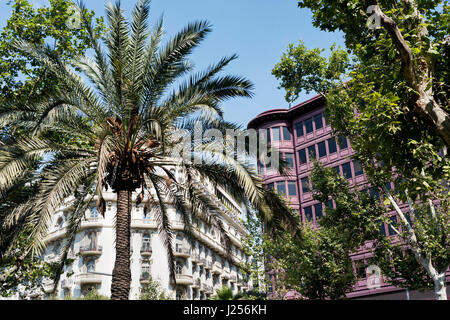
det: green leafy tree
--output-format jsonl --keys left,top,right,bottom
{"left": 0, "top": 0, "right": 105, "bottom": 103}
{"left": 0, "top": 0, "right": 298, "bottom": 300}
{"left": 310, "top": 162, "right": 449, "bottom": 300}
{"left": 263, "top": 219, "right": 356, "bottom": 300}
{"left": 139, "top": 277, "right": 173, "bottom": 300}
{"left": 273, "top": 0, "right": 450, "bottom": 300}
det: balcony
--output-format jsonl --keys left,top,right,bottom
{"left": 80, "top": 217, "right": 103, "bottom": 230}
{"left": 61, "top": 278, "right": 73, "bottom": 289}
{"left": 171, "top": 273, "right": 193, "bottom": 286}
{"left": 174, "top": 246, "right": 191, "bottom": 258}
{"left": 191, "top": 253, "right": 200, "bottom": 262}
{"left": 140, "top": 245, "right": 152, "bottom": 256}
{"left": 212, "top": 262, "right": 222, "bottom": 275}
{"left": 42, "top": 280, "right": 55, "bottom": 293}
{"left": 76, "top": 273, "right": 103, "bottom": 285}
{"left": 79, "top": 245, "right": 103, "bottom": 256}
{"left": 205, "top": 260, "right": 213, "bottom": 270}
{"left": 230, "top": 275, "right": 237, "bottom": 283}
{"left": 131, "top": 218, "right": 157, "bottom": 229}
{"left": 193, "top": 278, "right": 201, "bottom": 289}
{"left": 28, "top": 288, "right": 42, "bottom": 298}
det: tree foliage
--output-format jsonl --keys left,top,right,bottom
{"left": 273, "top": 0, "right": 450, "bottom": 299}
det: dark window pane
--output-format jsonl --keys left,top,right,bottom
{"left": 304, "top": 206, "right": 313, "bottom": 221}
{"left": 327, "top": 138, "right": 337, "bottom": 154}
{"left": 266, "top": 128, "right": 271, "bottom": 142}
{"left": 285, "top": 153, "right": 294, "bottom": 168}
{"left": 305, "top": 118, "right": 313, "bottom": 134}
{"left": 325, "top": 199, "right": 333, "bottom": 209}
{"left": 301, "top": 177, "right": 310, "bottom": 193}
{"left": 314, "top": 114, "right": 323, "bottom": 130}
{"left": 298, "top": 149, "right": 307, "bottom": 164}
{"left": 355, "top": 260, "right": 366, "bottom": 279}
{"left": 353, "top": 160, "right": 364, "bottom": 176}
{"left": 318, "top": 141, "right": 327, "bottom": 158}
{"left": 385, "top": 182, "right": 392, "bottom": 190}
{"left": 369, "top": 187, "right": 380, "bottom": 199}
{"left": 287, "top": 181, "right": 297, "bottom": 196}
{"left": 308, "top": 145, "right": 316, "bottom": 160}
{"left": 267, "top": 183, "right": 274, "bottom": 191}
{"left": 314, "top": 203, "right": 323, "bottom": 220}
{"left": 272, "top": 127, "right": 281, "bottom": 141}
{"left": 295, "top": 122, "right": 304, "bottom": 137}
{"left": 342, "top": 162, "right": 352, "bottom": 179}
{"left": 283, "top": 127, "right": 292, "bottom": 141}
{"left": 379, "top": 222, "right": 386, "bottom": 236}
{"left": 338, "top": 136, "right": 348, "bottom": 149}
{"left": 276, "top": 181, "right": 286, "bottom": 196}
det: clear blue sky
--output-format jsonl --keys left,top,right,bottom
{"left": 0, "top": 0, "right": 344, "bottom": 126}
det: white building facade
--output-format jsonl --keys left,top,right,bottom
{"left": 34, "top": 170, "right": 251, "bottom": 300}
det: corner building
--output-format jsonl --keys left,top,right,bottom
{"left": 248, "top": 94, "right": 450, "bottom": 299}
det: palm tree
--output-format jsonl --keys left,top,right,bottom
{"left": 0, "top": 0, "right": 299, "bottom": 300}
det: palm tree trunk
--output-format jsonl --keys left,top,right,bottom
{"left": 111, "top": 188, "right": 132, "bottom": 300}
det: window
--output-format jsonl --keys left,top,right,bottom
{"left": 332, "top": 166, "right": 340, "bottom": 175}
{"left": 266, "top": 128, "right": 271, "bottom": 142}
{"left": 287, "top": 181, "right": 297, "bottom": 196}
{"left": 369, "top": 187, "right": 380, "bottom": 200}
{"left": 90, "top": 207, "right": 98, "bottom": 218}
{"left": 272, "top": 127, "right": 281, "bottom": 141}
{"left": 282, "top": 127, "right": 292, "bottom": 141}
{"left": 314, "top": 114, "right": 323, "bottom": 130}
{"left": 267, "top": 182, "right": 275, "bottom": 191}
{"left": 355, "top": 260, "right": 367, "bottom": 279}
{"left": 86, "top": 260, "right": 95, "bottom": 273}
{"left": 285, "top": 153, "right": 294, "bottom": 168}
{"left": 379, "top": 222, "right": 386, "bottom": 236}
{"left": 276, "top": 181, "right": 286, "bottom": 196}
{"left": 295, "top": 122, "right": 304, "bottom": 137}
{"left": 353, "top": 160, "right": 364, "bottom": 176}
{"left": 298, "top": 149, "right": 307, "bottom": 164}
{"left": 142, "top": 234, "right": 151, "bottom": 251}
{"left": 342, "top": 162, "right": 352, "bottom": 179}
{"left": 338, "top": 136, "right": 348, "bottom": 149}
{"left": 301, "top": 177, "right": 310, "bottom": 193}
{"left": 176, "top": 263, "right": 183, "bottom": 275}
{"left": 307, "top": 145, "right": 316, "bottom": 160}
{"left": 327, "top": 138, "right": 337, "bottom": 154}
{"left": 314, "top": 203, "right": 323, "bottom": 220}
{"left": 318, "top": 141, "right": 327, "bottom": 158}
{"left": 304, "top": 206, "right": 313, "bottom": 221}
{"left": 387, "top": 216, "right": 398, "bottom": 236}
{"left": 325, "top": 199, "right": 333, "bottom": 210}
{"left": 305, "top": 118, "right": 313, "bottom": 134}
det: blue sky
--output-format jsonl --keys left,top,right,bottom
{"left": 0, "top": 0, "right": 344, "bottom": 126}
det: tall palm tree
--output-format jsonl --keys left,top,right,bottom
{"left": 0, "top": 0, "right": 299, "bottom": 300}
